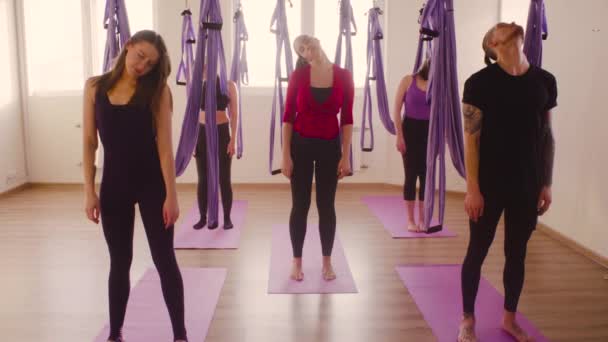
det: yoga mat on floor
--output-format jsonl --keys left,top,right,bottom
{"left": 362, "top": 195, "right": 457, "bottom": 238}
{"left": 268, "top": 224, "right": 358, "bottom": 294}
{"left": 395, "top": 264, "right": 549, "bottom": 342}
{"left": 174, "top": 200, "right": 247, "bottom": 249}
{"left": 94, "top": 267, "right": 226, "bottom": 342}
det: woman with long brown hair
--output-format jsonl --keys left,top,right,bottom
{"left": 82, "top": 30, "right": 188, "bottom": 342}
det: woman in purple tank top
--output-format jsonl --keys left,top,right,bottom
{"left": 392, "top": 59, "right": 431, "bottom": 232}
{"left": 82, "top": 30, "right": 188, "bottom": 342}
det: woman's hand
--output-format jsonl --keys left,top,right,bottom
{"left": 464, "top": 189, "right": 484, "bottom": 223}
{"left": 84, "top": 191, "right": 101, "bottom": 224}
{"left": 163, "top": 194, "right": 180, "bottom": 229}
{"left": 337, "top": 156, "right": 351, "bottom": 179}
{"left": 396, "top": 134, "right": 406, "bottom": 154}
{"left": 282, "top": 155, "right": 294, "bottom": 179}
{"left": 227, "top": 138, "right": 236, "bottom": 158}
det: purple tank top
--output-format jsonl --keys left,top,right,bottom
{"left": 403, "top": 76, "right": 431, "bottom": 120}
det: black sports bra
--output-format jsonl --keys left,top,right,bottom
{"left": 201, "top": 77, "right": 230, "bottom": 111}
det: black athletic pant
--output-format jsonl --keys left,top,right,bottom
{"left": 402, "top": 117, "right": 429, "bottom": 201}
{"left": 195, "top": 123, "right": 233, "bottom": 222}
{"left": 461, "top": 191, "right": 537, "bottom": 313}
{"left": 100, "top": 186, "right": 187, "bottom": 341}
{"left": 289, "top": 132, "right": 341, "bottom": 258}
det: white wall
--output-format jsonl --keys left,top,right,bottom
{"left": 0, "top": 0, "right": 27, "bottom": 193}
{"left": 522, "top": 0, "right": 607, "bottom": 258}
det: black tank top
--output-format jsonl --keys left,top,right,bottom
{"left": 201, "top": 77, "right": 230, "bottom": 111}
{"left": 95, "top": 90, "right": 163, "bottom": 185}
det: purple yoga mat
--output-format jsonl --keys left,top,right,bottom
{"left": 94, "top": 267, "right": 226, "bottom": 342}
{"left": 268, "top": 224, "right": 358, "bottom": 294}
{"left": 174, "top": 200, "right": 247, "bottom": 249}
{"left": 396, "top": 265, "right": 549, "bottom": 342}
{"left": 362, "top": 195, "right": 457, "bottom": 238}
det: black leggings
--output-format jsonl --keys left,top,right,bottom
{"left": 195, "top": 123, "right": 233, "bottom": 222}
{"left": 100, "top": 187, "right": 187, "bottom": 340}
{"left": 461, "top": 192, "right": 537, "bottom": 313}
{"left": 402, "top": 117, "right": 429, "bottom": 201}
{"left": 289, "top": 132, "right": 341, "bottom": 258}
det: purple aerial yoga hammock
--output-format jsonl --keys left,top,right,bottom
{"left": 230, "top": 0, "right": 248, "bottom": 159}
{"left": 176, "top": 7, "right": 196, "bottom": 94}
{"left": 102, "top": 0, "right": 131, "bottom": 72}
{"left": 414, "top": 0, "right": 466, "bottom": 233}
{"left": 334, "top": 0, "right": 356, "bottom": 175}
{"left": 175, "top": 0, "right": 229, "bottom": 226}
{"left": 268, "top": 0, "right": 294, "bottom": 175}
{"left": 361, "top": 6, "right": 395, "bottom": 153}
{"left": 523, "top": 0, "right": 548, "bottom": 68}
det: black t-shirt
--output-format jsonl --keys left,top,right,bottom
{"left": 463, "top": 63, "right": 557, "bottom": 198}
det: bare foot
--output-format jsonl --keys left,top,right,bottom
{"left": 407, "top": 221, "right": 419, "bottom": 232}
{"left": 457, "top": 315, "right": 477, "bottom": 342}
{"left": 322, "top": 256, "right": 337, "bottom": 281}
{"left": 502, "top": 318, "right": 535, "bottom": 341}
{"left": 290, "top": 259, "right": 304, "bottom": 281}
{"left": 322, "top": 266, "right": 336, "bottom": 281}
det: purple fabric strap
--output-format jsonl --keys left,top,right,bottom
{"left": 176, "top": 8, "right": 196, "bottom": 94}
{"left": 361, "top": 7, "right": 395, "bottom": 153}
{"left": 102, "top": 0, "right": 131, "bottom": 72}
{"left": 175, "top": 0, "right": 229, "bottom": 225}
{"left": 334, "top": 0, "right": 356, "bottom": 174}
{"left": 523, "top": 0, "right": 548, "bottom": 68}
{"left": 415, "top": 0, "right": 466, "bottom": 230}
{"left": 230, "top": 1, "right": 248, "bottom": 159}
{"left": 268, "top": 0, "right": 294, "bottom": 175}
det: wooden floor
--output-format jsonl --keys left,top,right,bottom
{"left": 0, "top": 184, "right": 607, "bottom": 342}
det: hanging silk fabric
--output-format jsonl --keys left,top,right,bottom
{"left": 102, "top": 0, "right": 131, "bottom": 72}
{"left": 523, "top": 0, "right": 548, "bottom": 68}
{"left": 415, "top": 0, "right": 466, "bottom": 233}
{"left": 98, "top": 0, "right": 131, "bottom": 169}
{"left": 230, "top": 0, "right": 248, "bottom": 159}
{"left": 176, "top": 6, "right": 196, "bottom": 94}
{"left": 175, "top": 0, "right": 229, "bottom": 226}
{"left": 268, "top": 0, "right": 295, "bottom": 175}
{"left": 334, "top": 0, "right": 356, "bottom": 174}
{"left": 361, "top": 5, "right": 395, "bottom": 153}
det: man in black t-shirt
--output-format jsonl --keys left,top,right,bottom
{"left": 458, "top": 22, "right": 557, "bottom": 342}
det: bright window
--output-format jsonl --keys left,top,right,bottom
{"left": 239, "top": 0, "right": 301, "bottom": 87}
{"left": 23, "top": 0, "right": 84, "bottom": 94}
{"left": 0, "top": 0, "right": 15, "bottom": 107}
{"left": 315, "top": 0, "right": 372, "bottom": 87}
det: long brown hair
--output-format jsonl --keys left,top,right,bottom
{"left": 416, "top": 59, "right": 431, "bottom": 81}
{"left": 93, "top": 30, "right": 171, "bottom": 114}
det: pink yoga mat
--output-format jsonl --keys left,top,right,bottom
{"left": 268, "top": 224, "right": 358, "bottom": 294}
{"left": 362, "top": 195, "right": 457, "bottom": 238}
{"left": 174, "top": 200, "right": 247, "bottom": 249}
{"left": 94, "top": 267, "right": 226, "bottom": 342}
{"left": 395, "top": 264, "right": 549, "bottom": 342}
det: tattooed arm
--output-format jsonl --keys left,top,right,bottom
{"left": 463, "top": 103, "right": 484, "bottom": 221}
{"left": 537, "top": 111, "right": 555, "bottom": 215}
{"left": 541, "top": 111, "right": 555, "bottom": 186}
